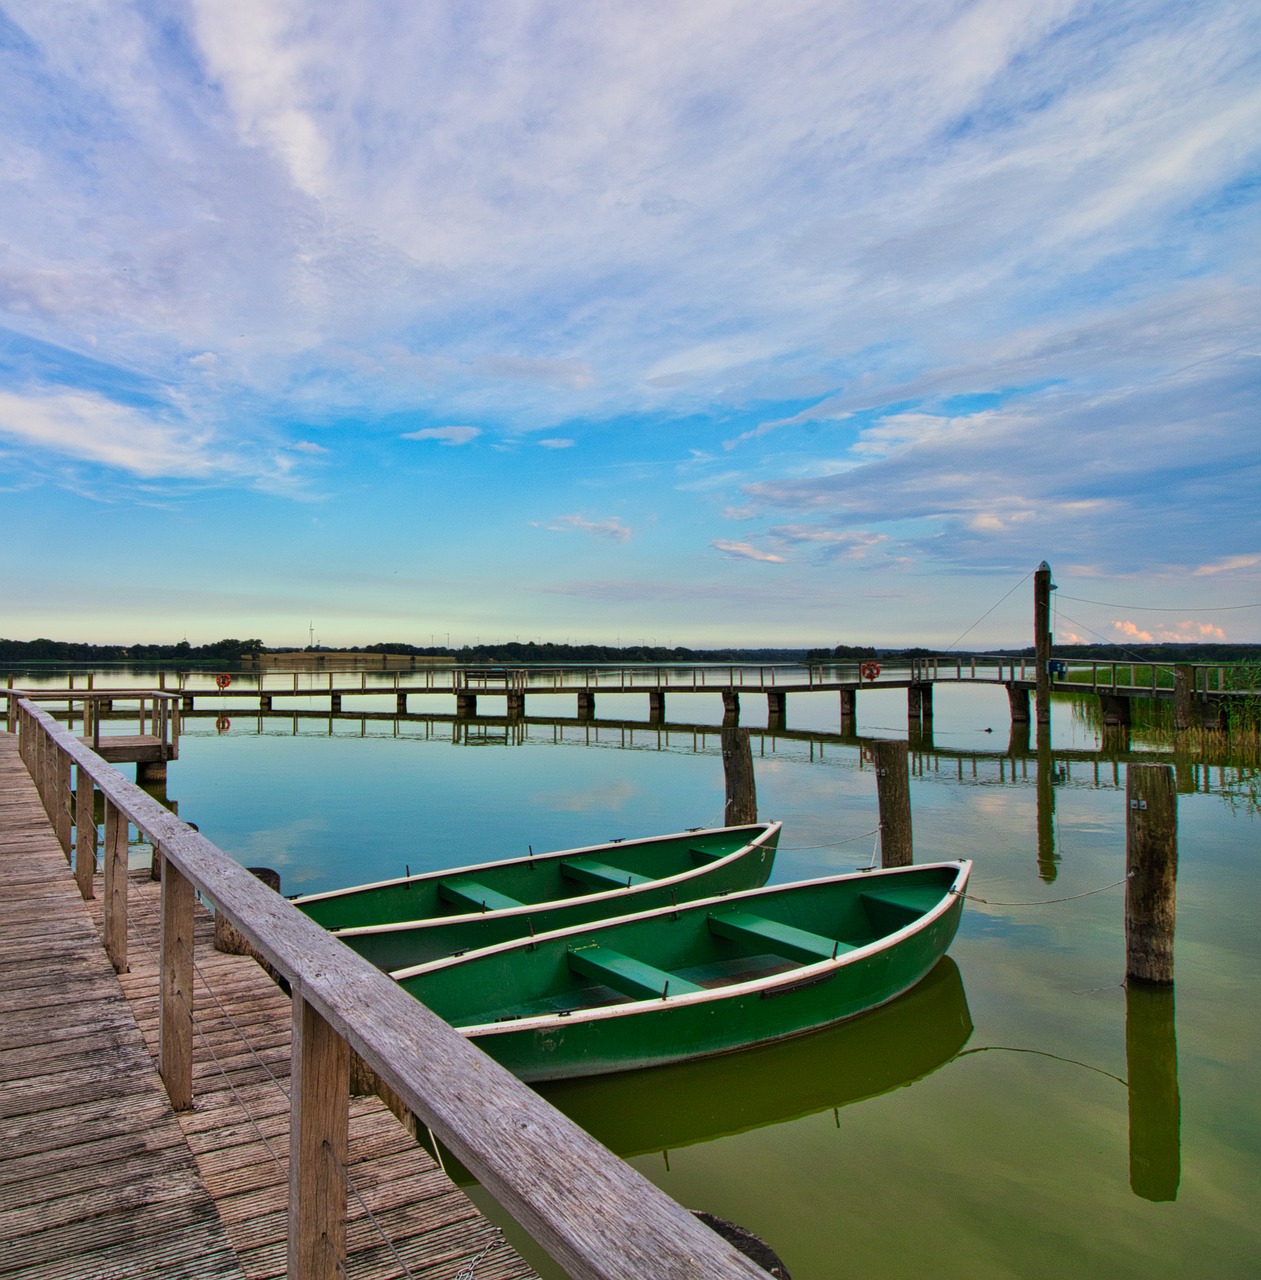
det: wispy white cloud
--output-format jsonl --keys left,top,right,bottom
{"left": 537, "top": 514, "right": 631, "bottom": 543}
{"left": 0, "top": 389, "right": 225, "bottom": 478}
{"left": 401, "top": 425, "right": 482, "bottom": 445}
{"left": 538, "top": 437, "right": 574, "bottom": 449}
{"left": 712, "top": 540, "right": 785, "bottom": 564}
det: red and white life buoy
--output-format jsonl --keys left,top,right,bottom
{"left": 215, "top": 673, "right": 232, "bottom": 689}
{"left": 860, "top": 661, "right": 881, "bottom": 682}
{"left": 215, "top": 716, "right": 231, "bottom": 734}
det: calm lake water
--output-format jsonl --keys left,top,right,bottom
{"left": 12, "top": 667, "right": 1261, "bottom": 1278}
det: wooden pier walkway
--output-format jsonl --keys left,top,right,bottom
{"left": 0, "top": 730, "right": 534, "bottom": 1280}
{"left": 0, "top": 732, "right": 244, "bottom": 1280}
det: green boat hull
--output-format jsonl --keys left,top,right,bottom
{"left": 295, "top": 822, "right": 780, "bottom": 970}
{"left": 424, "top": 956, "right": 972, "bottom": 1184}
{"left": 397, "top": 861, "right": 970, "bottom": 1081}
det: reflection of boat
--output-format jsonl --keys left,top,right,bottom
{"left": 294, "top": 822, "right": 780, "bottom": 970}
{"left": 395, "top": 861, "right": 971, "bottom": 1081}
{"left": 424, "top": 957, "right": 971, "bottom": 1184}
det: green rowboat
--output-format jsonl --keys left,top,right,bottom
{"left": 393, "top": 859, "right": 971, "bottom": 1081}
{"left": 423, "top": 956, "right": 972, "bottom": 1184}
{"left": 294, "top": 822, "right": 781, "bottom": 970}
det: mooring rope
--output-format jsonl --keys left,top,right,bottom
{"left": 777, "top": 826, "right": 881, "bottom": 851}
{"left": 957, "top": 870, "right": 1133, "bottom": 907}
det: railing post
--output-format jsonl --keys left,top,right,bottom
{"left": 102, "top": 798, "right": 129, "bottom": 973}
{"left": 159, "top": 854, "right": 195, "bottom": 1110}
{"left": 54, "top": 744, "right": 73, "bottom": 858}
{"left": 75, "top": 765, "right": 96, "bottom": 899}
{"left": 289, "top": 993, "right": 350, "bottom": 1280}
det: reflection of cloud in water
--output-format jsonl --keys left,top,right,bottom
{"left": 536, "top": 779, "right": 638, "bottom": 813}
{"left": 237, "top": 817, "right": 330, "bottom": 887}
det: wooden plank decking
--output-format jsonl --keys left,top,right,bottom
{"left": 0, "top": 731, "right": 244, "bottom": 1280}
{"left": 0, "top": 731, "right": 535, "bottom": 1280}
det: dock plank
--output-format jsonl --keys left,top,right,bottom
{"left": 0, "top": 733, "right": 245, "bottom": 1280}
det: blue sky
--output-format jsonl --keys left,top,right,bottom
{"left": 1, "top": 0, "right": 1258, "bottom": 649}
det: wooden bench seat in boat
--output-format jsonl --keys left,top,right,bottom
{"left": 859, "top": 890, "right": 926, "bottom": 932}
{"left": 437, "top": 878, "right": 524, "bottom": 913}
{"left": 689, "top": 846, "right": 725, "bottom": 864}
{"left": 706, "top": 909, "right": 852, "bottom": 963}
{"left": 559, "top": 857, "right": 653, "bottom": 890}
{"left": 567, "top": 944, "right": 704, "bottom": 1000}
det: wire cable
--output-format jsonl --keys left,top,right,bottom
{"left": 1057, "top": 593, "right": 1261, "bottom": 613}
{"left": 943, "top": 568, "right": 1035, "bottom": 651}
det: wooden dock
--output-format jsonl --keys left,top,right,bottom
{"left": 0, "top": 730, "right": 535, "bottom": 1280}
{"left": 0, "top": 732, "right": 243, "bottom": 1279}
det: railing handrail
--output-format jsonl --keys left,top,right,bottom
{"left": 13, "top": 696, "right": 765, "bottom": 1280}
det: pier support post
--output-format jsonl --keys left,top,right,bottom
{"left": 74, "top": 767, "right": 96, "bottom": 900}
{"left": 1126, "top": 764, "right": 1178, "bottom": 985}
{"left": 456, "top": 692, "right": 477, "bottom": 716}
{"left": 722, "top": 690, "right": 740, "bottom": 724}
{"left": 1035, "top": 561, "right": 1053, "bottom": 725}
{"left": 260, "top": 694, "right": 272, "bottom": 712}
{"left": 159, "top": 855, "right": 195, "bottom": 1111}
{"left": 839, "top": 687, "right": 857, "bottom": 734}
{"left": 1172, "top": 665, "right": 1194, "bottom": 732}
{"left": 1099, "top": 693, "right": 1132, "bottom": 728}
{"left": 182, "top": 694, "right": 194, "bottom": 711}
{"left": 396, "top": 692, "right": 407, "bottom": 715}
{"left": 767, "top": 690, "right": 786, "bottom": 730}
{"left": 577, "top": 690, "right": 596, "bottom": 719}
{"left": 722, "top": 727, "right": 757, "bottom": 825}
{"left": 1006, "top": 683, "right": 1030, "bottom": 724}
{"left": 907, "top": 683, "right": 933, "bottom": 729}
{"left": 648, "top": 690, "right": 665, "bottom": 722}
{"left": 138, "top": 759, "right": 167, "bottom": 785}
{"left": 506, "top": 690, "right": 526, "bottom": 718}
{"left": 329, "top": 693, "right": 341, "bottom": 713}
{"left": 873, "top": 739, "right": 913, "bottom": 867}
{"left": 289, "top": 995, "right": 350, "bottom": 1280}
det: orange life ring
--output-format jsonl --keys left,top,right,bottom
{"left": 215, "top": 716, "right": 231, "bottom": 734}
{"left": 860, "top": 661, "right": 881, "bottom": 681}
{"left": 215, "top": 674, "right": 232, "bottom": 689}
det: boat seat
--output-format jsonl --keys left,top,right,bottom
{"left": 437, "top": 878, "right": 523, "bottom": 913}
{"left": 859, "top": 891, "right": 924, "bottom": 932}
{"left": 559, "top": 857, "right": 653, "bottom": 890}
{"left": 707, "top": 909, "right": 851, "bottom": 964}
{"left": 689, "top": 846, "right": 725, "bottom": 864}
{"left": 567, "top": 945, "right": 704, "bottom": 1000}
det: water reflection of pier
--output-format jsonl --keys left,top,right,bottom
{"left": 179, "top": 705, "right": 1238, "bottom": 796}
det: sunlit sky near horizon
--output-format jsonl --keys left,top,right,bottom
{"left": 1, "top": 1, "right": 1259, "bottom": 650}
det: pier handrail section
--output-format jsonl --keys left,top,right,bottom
{"left": 14, "top": 696, "right": 767, "bottom": 1280}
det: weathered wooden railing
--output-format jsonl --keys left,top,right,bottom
{"left": 5, "top": 686, "right": 181, "bottom": 758}
{"left": 13, "top": 696, "right": 766, "bottom": 1280}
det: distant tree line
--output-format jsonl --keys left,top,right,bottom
{"left": 0, "top": 637, "right": 265, "bottom": 663}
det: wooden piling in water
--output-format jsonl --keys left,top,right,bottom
{"left": 1007, "top": 683, "right": 1030, "bottom": 724}
{"left": 1126, "top": 764, "right": 1177, "bottom": 985}
{"left": 767, "top": 690, "right": 786, "bottom": 729}
{"left": 1035, "top": 561, "right": 1053, "bottom": 725}
{"left": 839, "top": 687, "right": 856, "bottom": 733}
{"left": 872, "top": 739, "right": 912, "bottom": 867}
{"left": 722, "top": 690, "right": 740, "bottom": 724}
{"left": 1173, "top": 664, "right": 1194, "bottom": 732}
{"left": 577, "top": 690, "right": 596, "bottom": 719}
{"left": 721, "top": 727, "right": 757, "bottom": 825}
{"left": 648, "top": 690, "right": 665, "bottom": 721}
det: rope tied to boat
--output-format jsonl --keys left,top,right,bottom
{"left": 956, "top": 870, "right": 1135, "bottom": 908}
{"left": 777, "top": 826, "right": 882, "bottom": 852}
